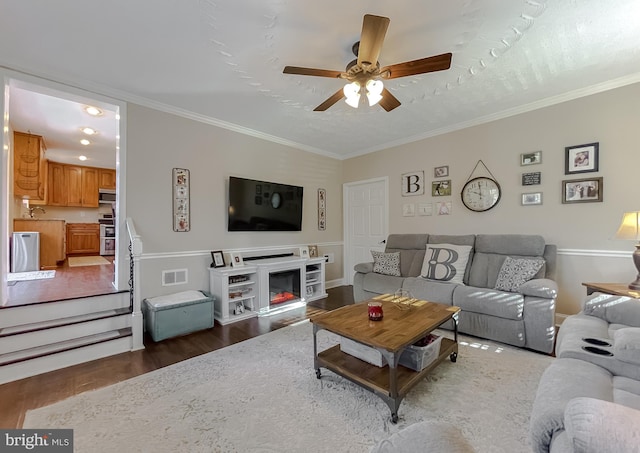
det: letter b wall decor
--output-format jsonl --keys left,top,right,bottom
{"left": 401, "top": 171, "right": 425, "bottom": 196}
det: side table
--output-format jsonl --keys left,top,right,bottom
{"left": 582, "top": 282, "right": 640, "bottom": 298}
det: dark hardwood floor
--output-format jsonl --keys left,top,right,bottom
{"left": 0, "top": 285, "right": 354, "bottom": 429}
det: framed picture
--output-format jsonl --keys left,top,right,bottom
{"left": 211, "top": 250, "right": 226, "bottom": 268}
{"left": 565, "top": 142, "right": 599, "bottom": 174}
{"left": 317, "top": 188, "right": 326, "bottom": 231}
{"left": 562, "top": 177, "right": 603, "bottom": 204}
{"left": 229, "top": 252, "right": 244, "bottom": 267}
{"left": 520, "top": 151, "right": 542, "bottom": 166}
{"left": 417, "top": 202, "right": 433, "bottom": 216}
{"left": 431, "top": 180, "right": 451, "bottom": 196}
{"left": 308, "top": 245, "right": 318, "bottom": 258}
{"left": 401, "top": 171, "right": 425, "bottom": 196}
{"left": 436, "top": 201, "right": 451, "bottom": 215}
{"left": 299, "top": 246, "right": 309, "bottom": 258}
{"left": 172, "top": 168, "right": 190, "bottom": 232}
{"left": 402, "top": 203, "right": 415, "bottom": 217}
{"left": 521, "top": 192, "right": 543, "bottom": 206}
{"left": 522, "top": 172, "right": 541, "bottom": 186}
{"left": 434, "top": 165, "right": 449, "bottom": 178}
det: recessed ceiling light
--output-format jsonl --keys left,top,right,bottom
{"left": 79, "top": 155, "right": 88, "bottom": 161}
{"left": 80, "top": 139, "right": 91, "bottom": 146}
{"left": 81, "top": 127, "right": 97, "bottom": 135}
{"left": 84, "top": 106, "right": 103, "bottom": 116}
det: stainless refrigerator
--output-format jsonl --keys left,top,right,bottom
{"left": 11, "top": 231, "right": 40, "bottom": 272}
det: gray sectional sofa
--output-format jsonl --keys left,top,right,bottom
{"left": 353, "top": 233, "right": 558, "bottom": 354}
{"left": 530, "top": 292, "right": 640, "bottom": 452}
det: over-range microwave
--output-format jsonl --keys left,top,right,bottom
{"left": 99, "top": 189, "right": 116, "bottom": 204}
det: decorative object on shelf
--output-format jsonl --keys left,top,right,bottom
{"left": 298, "top": 246, "right": 309, "bottom": 258}
{"left": 565, "top": 142, "right": 599, "bottom": 174}
{"left": 522, "top": 172, "right": 541, "bottom": 186}
{"left": 234, "top": 301, "right": 245, "bottom": 315}
{"left": 521, "top": 192, "right": 543, "bottom": 206}
{"left": 417, "top": 202, "right": 433, "bottom": 216}
{"left": 434, "top": 166, "right": 449, "bottom": 178}
{"left": 211, "top": 250, "right": 226, "bottom": 268}
{"left": 437, "top": 201, "right": 451, "bottom": 215}
{"left": 318, "top": 188, "right": 326, "bottom": 231}
{"left": 520, "top": 151, "right": 542, "bottom": 166}
{"left": 562, "top": 177, "right": 603, "bottom": 203}
{"left": 401, "top": 171, "right": 424, "bottom": 196}
{"left": 229, "top": 252, "right": 244, "bottom": 267}
{"left": 402, "top": 203, "right": 415, "bottom": 217}
{"left": 308, "top": 245, "right": 318, "bottom": 258}
{"left": 461, "top": 160, "right": 501, "bottom": 212}
{"left": 614, "top": 211, "right": 640, "bottom": 290}
{"left": 172, "top": 168, "right": 190, "bottom": 232}
{"left": 432, "top": 180, "right": 451, "bottom": 196}
{"left": 306, "top": 286, "right": 314, "bottom": 298}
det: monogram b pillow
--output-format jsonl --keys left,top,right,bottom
{"left": 420, "top": 243, "right": 472, "bottom": 285}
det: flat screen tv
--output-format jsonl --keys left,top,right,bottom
{"left": 228, "top": 176, "right": 304, "bottom": 231}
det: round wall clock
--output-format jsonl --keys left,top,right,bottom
{"left": 461, "top": 177, "right": 502, "bottom": 212}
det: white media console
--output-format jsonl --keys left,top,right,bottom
{"left": 209, "top": 255, "right": 327, "bottom": 325}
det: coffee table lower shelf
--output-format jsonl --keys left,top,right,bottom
{"left": 315, "top": 338, "right": 458, "bottom": 422}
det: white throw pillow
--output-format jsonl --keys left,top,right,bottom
{"left": 420, "top": 243, "right": 472, "bottom": 285}
{"left": 494, "top": 257, "right": 544, "bottom": 292}
{"left": 371, "top": 251, "right": 401, "bottom": 277}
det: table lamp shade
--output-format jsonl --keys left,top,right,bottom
{"left": 615, "top": 211, "right": 640, "bottom": 241}
{"left": 615, "top": 211, "right": 640, "bottom": 290}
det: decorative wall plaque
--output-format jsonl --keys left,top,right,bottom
{"left": 172, "top": 168, "right": 190, "bottom": 232}
{"left": 522, "top": 172, "right": 541, "bottom": 186}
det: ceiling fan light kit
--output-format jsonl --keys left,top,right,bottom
{"left": 283, "top": 14, "right": 452, "bottom": 112}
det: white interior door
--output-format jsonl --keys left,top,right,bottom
{"left": 343, "top": 177, "right": 388, "bottom": 285}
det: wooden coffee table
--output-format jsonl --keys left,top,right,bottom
{"left": 311, "top": 296, "right": 459, "bottom": 423}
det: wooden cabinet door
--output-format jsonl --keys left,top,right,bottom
{"left": 66, "top": 224, "right": 100, "bottom": 255}
{"left": 48, "top": 162, "right": 66, "bottom": 206}
{"left": 82, "top": 167, "right": 99, "bottom": 207}
{"left": 65, "top": 165, "right": 83, "bottom": 206}
{"left": 13, "top": 131, "right": 47, "bottom": 203}
{"left": 98, "top": 169, "right": 116, "bottom": 190}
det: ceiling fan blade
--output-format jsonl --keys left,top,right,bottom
{"left": 380, "top": 53, "right": 452, "bottom": 79}
{"left": 283, "top": 66, "right": 344, "bottom": 78}
{"left": 357, "top": 14, "right": 390, "bottom": 67}
{"left": 313, "top": 89, "right": 345, "bottom": 111}
{"left": 378, "top": 88, "right": 401, "bottom": 112}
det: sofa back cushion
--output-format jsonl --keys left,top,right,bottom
{"left": 385, "top": 234, "right": 429, "bottom": 277}
{"left": 468, "top": 234, "right": 547, "bottom": 289}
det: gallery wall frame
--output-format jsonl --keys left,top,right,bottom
{"left": 172, "top": 168, "right": 190, "bottom": 232}
{"left": 520, "top": 151, "right": 542, "bottom": 166}
{"left": 401, "top": 171, "right": 425, "bottom": 196}
{"left": 521, "top": 192, "right": 543, "bottom": 206}
{"left": 562, "top": 177, "right": 603, "bottom": 204}
{"left": 434, "top": 165, "right": 449, "bottom": 178}
{"left": 565, "top": 142, "right": 599, "bottom": 174}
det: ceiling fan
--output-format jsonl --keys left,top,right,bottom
{"left": 283, "top": 14, "right": 452, "bottom": 112}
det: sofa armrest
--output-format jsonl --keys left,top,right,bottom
{"left": 564, "top": 397, "right": 640, "bottom": 453}
{"left": 583, "top": 292, "right": 640, "bottom": 327}
{"left": 354, "top": 262, "right": 374, "bottom": 274}
{"left": 519, "top": 278, "right": 558, "bottom": 299}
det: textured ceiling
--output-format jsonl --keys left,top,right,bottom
{"left": 2, "top": 0, "right": 640, "bottom": 161}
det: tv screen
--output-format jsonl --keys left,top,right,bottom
{"left": 228, "top": 176, "right": 304, "bottom": 231}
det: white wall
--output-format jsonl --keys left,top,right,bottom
{"left": 343, "top": 82, "right": 640, "bottom": 316}
{"left": 125, "top": 104, "right": 344, "bottom": 299}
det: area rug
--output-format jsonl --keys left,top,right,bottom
{"left": 6, "top": 270, "right": 55, "bottom": 282}
{"left": 68, "top": 256, "right": 110, "bottom": 267}
{"left": 24, "top": 322, "right": 553, "bottom": 453}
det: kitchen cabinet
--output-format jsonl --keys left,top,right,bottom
{"left": 14, "top": 219, "right": 66, "bottom": 269}
{"left": 48, "top": 163, "right": 100, "bottom": 207}
{"left": 98, "top": 168, "right": 116, "bottom": 190}
{"left": 66, "top": 223, "right": 100, "bottom": 255}
{"left": 13, "top": 131, "right": 48, "bottom": 204}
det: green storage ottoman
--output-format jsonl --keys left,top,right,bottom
{"left": 143, "top": 290, "right": 214, "bottom": 341}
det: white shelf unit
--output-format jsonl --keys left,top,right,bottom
{"left": 305, "top": 257, "right": 327, "bottom": 302}
{"left": 209, "top": 265, "right": 259, "bottom": 325}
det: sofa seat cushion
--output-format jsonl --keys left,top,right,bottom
{"left": 402, "top": 277, "right": 456, "bottom": 305}
{"left": 453, "top": 286, "right": 524, "bottom": 320}
{"left": 361, "top": 272, "right": 404, "bottom": 295}
{"left": 420, "top": 243, "right": 472, "bottom": 285}
{"left": 371, "top": 250, "right": 401, "bottom": 277}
